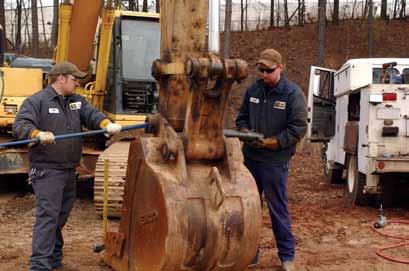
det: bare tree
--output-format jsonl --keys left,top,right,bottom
{"left": 317, "top": 0, "right": 326, "bottom": 66}
{"left": 39, "top": 0, "right": 48, "bottom": 44}
{"left": 32, "top": 0, "right": 39, "bottom": 56}
{"left": 15, "top": 0, "right": 22, "bottom": 53}
{"left": 241, "top": 0, "right": 244, "bottom": 31}
{"left": 393, "top": 0, "right": 398, "bottom": 18}
{"left": 142, "top": 0, "right": 148, "bottom": 12}
{"left": 381, "top": 0, "right": 388, "bottom": 19}
{"left": 224, "top": 0, "right": 232, "bottom": 58}
{"left": 270, "top": 0, "right": 274, "bottom": 28}
{"left": 368, "top": 0, "right": 373, "bottom": 57}
{"left": 333, "top": 0, "right": 339, "bottom": 24}
{"left": 156, "top": 0, "right": 159, "bottom": 13}
{"left": 399, "top": 0, "right": 406, "bottom": 18}
{"left": 284, "top": 0, "right": 289, "bottom": 27}
{"left": 245, "top": 0, "right": 249, "bottom": 30}
{"left": 22, "top": 0, "right": 31, "bottom": 49}
{"left": 0, "top": 0, "right": 5, "bottom": 38}
{"left": 298, "top": 0, "right": 305, "bottom": 26}
{"left": 51, "top": 0, "right": 59, "bottom": 48}
{"left": 351, "top": 0, "right": 358, "bottom": 19}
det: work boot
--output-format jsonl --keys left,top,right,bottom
{"left": 247, "top": 249, "right": 260, "bottom": 268}
{"left": 280, "top": 261, "right": 295, "bottom": 271}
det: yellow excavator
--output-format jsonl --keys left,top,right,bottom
{"left": 0, "top": 0, "right": 159, "bottom": 216}
{"left": 103, "top": 0, "right": 262, "bottom": 270}
{"left": 0, "top": 24, "right": 44, "bottom": 175}
{"left": 53, "top": 0, "right": 160, "bottom": 216}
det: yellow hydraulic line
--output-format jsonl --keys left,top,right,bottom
{"left": 55, "top": 4, "right": 73, "bottom": 63}
{"left": 92, "top": 7, "right": 116, "bottom": 110}
{"left": 103, "top": 159, "right": 109, "bottom": 240}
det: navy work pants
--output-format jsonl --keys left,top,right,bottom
{"left": 244, "top": 158, "right": 295, "bottom": 263}
{"left": 29, "top": 168, "right": 76, "bottom": 271}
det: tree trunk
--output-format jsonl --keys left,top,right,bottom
{"left": 351, "top": 0, "right": 358, "bottom": 19}
{"left": 400, "top": 0, "right": 406, "bottom": 18}
{"left": 16, "top": 0, "right": 22, "bottom": 53}
{"left": 317, "top": 0, "right": 326, "bottom": 66}
{"left": 0, "top": 0, "right": 5, "bottom": 40}
{"left": 362, "top": 0, "right": 369, "bottom": 19}
{"left": 142, "top": 0, "right": 148, "bottom": 12}
{"left": 276, "top": 0, "right": 280, "bottom": 26}
{"left": 284, "top": 0, "right": 289, "bottom": 26}
{"left": 240, "top": 0, "right": 244, "bottom": 31}
{"left": 270, "top": 0, "right": 274, "bottom": 28}
{"left": 393, "top": 0, "right": 398, "bottom": 19}
{"left": 224, "top": 0, "right": 232, "bottom": 58}
{"left": 298, "top": 0, "right": 305, "bottom": 26}
{"left": 31, "top": 0, "right": 39, "bottom": 56}
{"left": 22, "top": 0, "right": 31, "bottom": 49}
{"left": 245, "top": 0, "right": 248, "bottom": 31}
{"left": 51, "top": 0, "right": 59, "bottom": 48}
{"left": 39, "top": 0, "right": 48, "bottom": 44}
{"left": 156, "top": 0, "right": 160, "bottom": 13}
{"left": 381, "top": 0, "right": 388, "bottom": 19}
{"left": 368, "top": 0, "right": 373, "bottom": 57}
{"left": 333, "top": 0, "right": 339, "bottom": 24}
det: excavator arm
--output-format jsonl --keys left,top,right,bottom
{"left": 103, "top": 1, "right": 262, "bottom": 270}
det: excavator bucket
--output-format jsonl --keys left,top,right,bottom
{"left": 104, "top": 1, "right": 262, "bottom": 270}
{"left": 104, "top": 115, "right": 261, "bottom": 271}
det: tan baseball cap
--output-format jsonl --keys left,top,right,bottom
{"left": 49, "top": 61, "right": 87, "bottom": 78}
{"left": 256, "top": 49, "right": 282, "bottom": 68}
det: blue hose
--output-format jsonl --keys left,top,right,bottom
{"left": 0, "top": 123, "right": 148, "bottom": 148}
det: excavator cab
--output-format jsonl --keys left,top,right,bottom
{"left": 103, "top": 12, "right": 160, "bottom": 118}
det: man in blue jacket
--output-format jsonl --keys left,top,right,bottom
{"left": 13, "top": 61, "right": 122, "bottom": 271}
{"left": 236, "top": 49, "right": 307, "bottom": 271}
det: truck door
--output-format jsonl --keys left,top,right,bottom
{"left": 307, "top": 66, "right": 336, "bottom": 142}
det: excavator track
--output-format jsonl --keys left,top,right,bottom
{"left": 93, "top": 141, "right": 130, "bottom": 217}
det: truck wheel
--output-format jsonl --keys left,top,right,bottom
{"left": 346, "top": 155, "right": 369, "bottom": 205}
{"left": 323, "top": 153, "right": 343, "bottom": 184}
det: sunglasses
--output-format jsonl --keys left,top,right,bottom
{"left": 258, "top": 67, "right": 277, "bottom": 74}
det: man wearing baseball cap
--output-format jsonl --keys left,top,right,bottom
{"left": 236, "top": 49, "right": 307, "bottom": 271}
{"left": 13, "top": 61, "right": 121, "bottom": 271}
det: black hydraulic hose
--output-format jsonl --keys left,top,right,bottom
{"left": 0, "top": 123, "right": 147, "bottom": 148}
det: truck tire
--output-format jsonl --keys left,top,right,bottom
{"left": 345, "top": 155, "right": 369, "bottom": 206}
{"left": 323, "top": 153, "right": 343, "bottom": 184}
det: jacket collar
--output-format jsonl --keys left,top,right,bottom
{"left": 44, "top": 85, "right": 59, "bottom": 101}
{"left": 44, "top": 85, "right": 74, "bottom": 102}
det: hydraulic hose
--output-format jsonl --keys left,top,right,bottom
{"left": 0, "top": 123, "right": 147, "bottom": 148}
{"left": 371, "top": 219, "right": 409, "bottom": 264}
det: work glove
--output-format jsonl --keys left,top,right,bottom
{"left": 105, "top": 123, "right": 122, "bottom": 135}
{"left": 31, "top": 130, "right": 55, "bottom": 145}
{"left": 248, "top": 136, "right": 280, "bottom": 151}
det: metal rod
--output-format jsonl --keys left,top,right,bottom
{"left": 0, "top": 123, "right": 148, "bottom": 148}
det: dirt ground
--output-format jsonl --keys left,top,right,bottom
{"left": 1, "top": 144, "right": 409, "bottom": 271}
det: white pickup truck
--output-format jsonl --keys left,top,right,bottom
{"left": 307, "top": 58, "right": 409, "bottom": 206}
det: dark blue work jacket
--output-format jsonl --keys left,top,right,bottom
{"left": 236, "top": 75, "right": 307, "bottom": 162}
{"left": 13, "top": 86, "right": 107, "bottom": 169}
